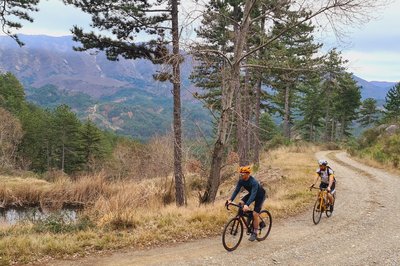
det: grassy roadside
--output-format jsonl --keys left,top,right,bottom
{"left": 343, "top": 152, "right": 400, "bottom": 176}
{"left": 0, "top": 145, "right": 318, "bottom": 265}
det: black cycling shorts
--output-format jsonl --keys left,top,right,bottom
{"left": 241, "top": 191, "right": 266, "bottom": 213}
{"left": 320, "top": 182, "right": 335, "bottom": 192}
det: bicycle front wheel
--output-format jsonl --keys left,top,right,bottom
{"left": 222, "top": 217, "right": 243, "bottom": 251}
{"left": 312, "top": 198, "right": 323, "bottom": 224}
{"left": 256, "top": 210, "right": 272, "bottom": 241}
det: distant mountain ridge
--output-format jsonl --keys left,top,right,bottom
{"left": 1, "top": 35, "right": 396, "bottom": 101}
{"left": 0, "top": 35, "right": 196, "bottom": 99}
{"left": 0, "top": 35, "right": 209, "bottom": 140}
{"left": 352, "top": 76, "right": 396, "bottom": 100}
{"left": 0, "top": 35, "right": 396, "bottom": 138}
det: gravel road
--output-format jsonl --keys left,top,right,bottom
{"left": 49, "top": 151, "right": 400, "bottom": 266}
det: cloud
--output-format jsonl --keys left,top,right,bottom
{"left": 18, "top": 1, "right": 91, "bottom": 36}
{"left": 343, "top": 51, "right": 400, "bottom": 82}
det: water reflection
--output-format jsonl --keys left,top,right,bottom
{"left": 0, "top": 207, "right": 78, "bottom": 225}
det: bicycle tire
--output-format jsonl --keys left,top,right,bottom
{"left": 222, "top": 217, "right": 243, "bottom": 251}
{"left": 256, "top": 210, "right": 272, "bottom": 241}
{"left": 312, "top": 198, "right": 323, "bottom": 224}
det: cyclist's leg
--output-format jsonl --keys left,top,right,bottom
{"left": 253, "top": 194, "right": 266, "bottom": 232}
{"left": 327, "top": 182, "right": 336, "bottom": 205}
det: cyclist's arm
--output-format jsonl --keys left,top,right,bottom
{"left": 312, "top": 172, "right": 320, "bottom": 186}
{"left": 229, "top": 181, "right": 242, "bottom": 201}
{"left": 328, "top": 171, "right": 335, "bottom": 190}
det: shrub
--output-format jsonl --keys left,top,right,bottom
{"left": 33, "top": 214, "right": 94, "bottom": 234}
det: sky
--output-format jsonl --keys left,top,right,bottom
{"left": 5, "top": 0, "right": 400, "bottom": 82}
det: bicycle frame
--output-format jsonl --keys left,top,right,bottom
{"left": 310, "top": 186, "right": 332, "bottom": 224}
{"left": 310, "top": 187, "right": 329, "bottom": 210}
{"left": 226, "top": 202, "right": 254, "bottom": 233}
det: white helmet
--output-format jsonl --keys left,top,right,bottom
{"left": 318, "top": 159, "right": 328, "bottom": 166}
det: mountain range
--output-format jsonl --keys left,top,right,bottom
{"left": 0, "top": 35, "right": 210, "bottom": 140}
{"left": 0, "top": 35, "right": 397, "bottom": 139}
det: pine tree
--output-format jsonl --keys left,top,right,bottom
{"left": 383, "top": 82, "right": 400, "bottom": 123}
{"left": 264, "top": 12, "right": 323, "bottom": 140}
{"left": 0, "top": 72, "right": 26, "bottom": 114}
{"left": 297, "top": 77, "right": 325, "bottom": 141}
{"left": 320, "top": 49, "right": 348, "bottom": 141}
{"left": 259, "top": 113, "right": 279, "bottom": 142}
{"left": 80, "top": 119, "right": 108, "bottom": 172}
{"left": 63, "top": 0, "right": 185, "bottom": 205}
{"left": 18, "top": 104, "right": 54, "bottom": 172}
{"left": 52, "top": 104, "right": 83, "bottom": 173}
{"left": 358, "top": 98, "right": 380, "bottom": 127}
{"left": 332, "top": 72, "right": 361, "bottom": 139}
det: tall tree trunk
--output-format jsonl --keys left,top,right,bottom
{"left": 236, "top": 77, "right": 244, "bottom": 163}
{"left": 324, "top": 106, "right": 331, "bottom": 141}
{"left": 238, "top": 68, "right": 250, "bottom": 166}
{"left": 283, "top": 85, "right": 291, "bottom": 139}
{"left": 252, "top": 9, "right": 265, "bottom": 166}
{"left": 201, "top": 0, "right": 255, "bottom": 203}
{"left": 61, "top": 143, "right": 65, "bottom": 172}
{"left": 252, "top": 79, "right": 261, "bottom": 165}
{"left": 171, "top": 0, "right": 185, "bottom": 206}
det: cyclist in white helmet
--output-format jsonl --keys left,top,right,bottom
{"left": 310, "top": 159, "right": 336, "bottom": 212}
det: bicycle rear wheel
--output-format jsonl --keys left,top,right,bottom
{"left": 312, "top": 199, "right": 323, "bottom": 224}
{"left": 222, "top": 217, "right": 243, "bottom": 251}
{"left": 256, "top": 210, "right": 272, "bottom": 241}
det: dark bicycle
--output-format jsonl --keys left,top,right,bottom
{"left": 222, "top": 202, "right": 272, "bottom": 251}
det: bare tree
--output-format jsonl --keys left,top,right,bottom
{"left": 0, "top": 107, "right": 23, "bottom": 169}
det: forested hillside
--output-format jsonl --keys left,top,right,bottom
{"left": 0, "top": 35, "right": 394, "bottom": 141}
{"left": 0, "top": 35, "right": 212, "bottom": 140}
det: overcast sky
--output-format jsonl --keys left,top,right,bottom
{"left": 7, "top": 0, "right": 400, "bottom": 82}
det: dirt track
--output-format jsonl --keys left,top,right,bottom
{"left": 49, "top": 151, "right": 400, "bottom": 265}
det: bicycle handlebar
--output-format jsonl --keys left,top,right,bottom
{"left": 225, "top": 201, "right": 254, "bottom": 214}
{"left": 309, "top": 186, "right": 329, "bottom": 192}
{"left": 225, "top": 201, "right": 242, "bottom": 210}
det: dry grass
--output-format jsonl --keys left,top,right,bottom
{"left": 0, "top": 145, "right": 321, "bottom": 265}
{"left": 253, "top": 145, "right": 317, "bottom": 219}
{"left": 0, "top": 176, "right": 50, "bottom": 208}
{"left": 345, "top": 153, "right": 400, "bottom": 176}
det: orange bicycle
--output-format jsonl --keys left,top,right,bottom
{"left": 310, "top": 186, "right": 335, "bottom": 224}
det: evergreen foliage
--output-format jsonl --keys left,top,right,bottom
{"left": 358, "top": 98, "right": 380, "bottom": 127}
{"left": 63, "top": 0, "right": 170, "bottom": 62}
{"left": 383, "top": 82, "right": 400, "bottom": 123}
{"left": 0, "top": 72, "right": 26, "bottom": 114}
{"left": 297, "top": 76, "right": 325, "bottom": 141}
{"left": 0, "top": 73, "right": 113, "bottom": 174}
{"left": 259, "top": 113, "right": 279, "bottom": 142}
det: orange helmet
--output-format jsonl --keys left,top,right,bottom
{"left": 239, "top": 165, "right": 251, "bottom": 174}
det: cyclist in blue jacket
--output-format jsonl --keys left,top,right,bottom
{"left": 227, "top": 165, "right": 266, "bottom": 241}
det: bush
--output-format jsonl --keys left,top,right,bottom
{"left": 33, "top": 214, "right": 94, "bottom": 234}
{"left": 265, "top": 134, "right": 290, "bottom": 150}
{"left": 382, "top": 134, "right": 400, "bottom": 167}
{"left": 358, "top": 128, "right": 381, "bottom": 149}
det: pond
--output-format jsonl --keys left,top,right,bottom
{"left": 0, "top": 207, "right": 79, "bottom": 225}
